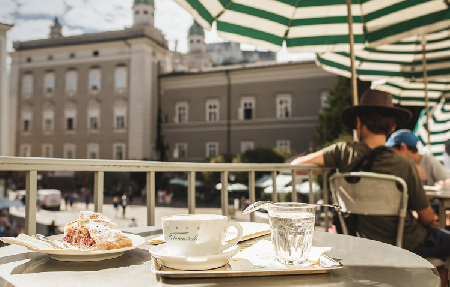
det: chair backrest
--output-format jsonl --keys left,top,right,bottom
{"left": 329, "top": 172, "right": 408, "bottom": 248}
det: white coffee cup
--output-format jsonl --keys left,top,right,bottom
{"left": 162, "top": 214, "right": 243, "bottom": 257}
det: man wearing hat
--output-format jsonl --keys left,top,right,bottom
{"left": 386, "top": 129, "right": 448, "bottom": 186}
{"left": 292, "top": 89, "right": 450, "bottom": 261}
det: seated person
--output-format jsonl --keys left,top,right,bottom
{"left": 291, "top": 89, "right": 450, "bottom": 262}
{"left": 386, "top": 129, "right": 449, "bottom": 186}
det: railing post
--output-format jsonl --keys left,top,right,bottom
{"left": 188, "top": 171, "right": 196, "bottom": 214}
{"left": 25, "top": 170, "right": 37, "bottom": 235}
{"left": 221, "top": 171, "right": 229, "bottom": 216}
{"left": 147, "top": 171, "right": 155, "bottom": 226}
{"left": 94, "top": 171, "right": 104, "bottom": 213}
{"left": 323, "top": 168, "right": 329, "bottom": 230}
{"left": 271, "top": 171, "right": 277, "bottom": 203}
{"left": 291, "top": 169, "right": 297, "bottom": 203}
{"left": 308, "top": 169, "right": 314, "bottom": 204}
{"left": 249, "top": 171, "right": 256, "bottom": 222}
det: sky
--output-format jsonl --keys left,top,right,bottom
{"left": 0, "top": 0, "right": 314, "bottom": 63}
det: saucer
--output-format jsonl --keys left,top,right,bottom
{"left": 150, "top": 244, "right": 240, "bottom": 270}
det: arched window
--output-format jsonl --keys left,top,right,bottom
{"left": 42, "top": 102, "right": 54, "bottom": 131}
{"left": 21, "top": 104, "right": 33, "bottom": 132}
{"left": 113, "top": 99, "right": 127, "bottom": 130}
{"left": 64, "top": 102, "right": 77, "bottom": 131}
{"left": 87, "top": 100, "right": 100, "bottom": 130}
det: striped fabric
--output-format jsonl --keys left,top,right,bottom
{"left": 415, "top": 97, "right": 450, "bottom": 160}
{"left": 317, "top": 29, "right": 450, "bottom": 81}
{"left": 371, "top": 80, "right": 450, "bottom": 106}
{"left": 174, "top": 0, "right": 450, "bottom": 52}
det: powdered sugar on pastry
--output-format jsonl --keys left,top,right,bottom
{"left": 63, "top": 211, "right": 132, "bottom": 250}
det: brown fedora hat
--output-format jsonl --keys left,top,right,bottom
{"left": 340, "top": 89, "right": 412, "bottom": 129}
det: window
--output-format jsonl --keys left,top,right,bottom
{"left": 114, "top": 108, "right": 126, "bottom": 129}
{"left": 197, "top": 40, "right": 200, "bottom": 43}
{"left": 115, "top": 67, "right": 127, "bottom": 89}
{"left": 42, "top": 144, "right": 53, "bottom": 158}
{"left": 22, "top": 75, "right": 33, "bottom": 95}
{"left": 175, "top": 102, "right": 188, "bottom": 123}
{"left": 26, "top": 57, "right": 32, "bottom": 63}
{"left": 144, "top": 10, "right": 148, "bottom": 14}
{"left": 190, "top": 39, "right": 193, "bottom": 43}
{"left": 44, "top": 73, "right": 55, "bottom": 94}
{"left": 48, "top": 55, "right": 53, "bottom": 61}
{"left": 64, "top": 144, "right": 76, "bottom": 159}
{"left": 43, "top": 110, "right": 54, "bottom": 131}
{"left": 241, "top": 141, "right": 254, "bottom": 154}
{"left": 66, "top": 71, "right": 77, "bottom": 93}
{"left": 88, "top": 109, "right": 99, "bottom": 130}
{"left": 20, "top": 144, "right": 31, "bottom": 157}
{"left": 87, "top": 144, "right": 99, "bottom": 159}
{"left": 173, "top": 143, "right": 187, "bottom": 158}
{"left": 89, "top": 69, "right": 101, "bottom": 91}
{"left": 21, "top": 111, "right": 32, "bottom": 132}
{"left": 93, "top": 51, "right": 99, "bottom": 57}
{"left": 65, "top": 109, "right": 76, "bottom": 131}
{"left": 113, "top": 143, "right": 126, "bottom": 160}
{"left": 135, "top": 10, "right": 139, "bottom": 15}
{"left": 206, "top": 142, "right": 218, "bottom": 157}
{"left": 240, "top": 97, "right": 255, "bottom": 120}
{"left": 277, "top": 94, "right": 291, "bottom": 119}
{"left": 206, "top": 100, "right": 219, "bottom": 122}
{"left": 69, "top": 53, "right": 76, "bottom": 58}
{"left": 276, "top": 140, "right": 291, "bottom": 151}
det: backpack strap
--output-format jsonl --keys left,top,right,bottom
{"left": 351, "top": 146, "right": 394, "bottom": 172}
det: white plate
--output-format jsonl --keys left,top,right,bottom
{"left": 150, "top": 244, "right": 239, "bottom": 270}
{"left": 27, "top": 234, "right": 146, "bottom": 262}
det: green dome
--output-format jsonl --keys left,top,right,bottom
{"left": 134, "top": 0, "right": 154, "bottom": 6}
{"left": 188, "top": 21, "right": 205, "bottom": 37}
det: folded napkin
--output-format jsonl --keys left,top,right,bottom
{"left": 0, "top": 234, "right": 81, "bottom": 251}
{"left": 148, "top": 222, "right": 270, "bottom": 245}
{"left": 229, "top": 240, "right": 332, "bottom": 270}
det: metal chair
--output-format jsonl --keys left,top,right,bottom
{"left": 329, "top": 172, "right": 408, "bottom": 248}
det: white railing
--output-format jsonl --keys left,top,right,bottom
{"left": 0, "top": 156, "right": 329, "bottom": 235}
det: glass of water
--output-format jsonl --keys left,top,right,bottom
{"left": 268, "top": 203, "right": 315, "bottom": 265}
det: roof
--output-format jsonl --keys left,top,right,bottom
{"left": 12, "top": 25, "right": 168, "bottom": 51}
{"left": 160, "top": 59, "right": 316, "bottom": 77}
{"left": 188, "top": 21, "right": 204, "bottom": 37}
{"left": 134, "top": 0, "right": 154, "bottom": 6}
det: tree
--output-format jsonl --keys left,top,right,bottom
{"left": 315, "top": 76, "right": 371, "bottom": 148}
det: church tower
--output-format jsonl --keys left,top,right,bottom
{"left": 188, "top": 21, "right": 205, "bottom": 53}
{"left": 133, "top": 0, "right": 155, "bottom": 26}
{"left": 49, "top": 17, "right": 62, "bottom": 38}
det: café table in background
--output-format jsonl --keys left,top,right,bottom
{"left": 426, "top": 185, "right": 450, "bottom": 229}
{"left": 0, "top": 226, "right": 440, "bottom": 287}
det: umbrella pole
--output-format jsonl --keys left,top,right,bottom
{"left": 422, "top": 35, "right": 431, "bottom": 151}
{"left": 346, "top": 0, "right": 359, "bottom": 140}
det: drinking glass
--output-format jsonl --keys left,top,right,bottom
{"left": 268, "top": 203, "right": 315, "bottom": 265}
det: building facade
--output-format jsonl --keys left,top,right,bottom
{"left": 9, "top": 2, "right": 337, "bottom": 164}
{"left": 160, "top": 61, "right": 336, "bottom": 162}
{"left": 206, "top": 42, "right": 276, "bottom": 66}
{"left": 10, "top": 0, "right": 172, "bottom": 161}
{"left": 0, "top": 22, "right": 13, "bottom": 156}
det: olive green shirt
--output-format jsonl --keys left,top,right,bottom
{"left": 323, "top": 141, "right": 429, "bottom": 250}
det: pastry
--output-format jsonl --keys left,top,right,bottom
{"left": 63, "top": 211, "right": 132, "bottom": 250}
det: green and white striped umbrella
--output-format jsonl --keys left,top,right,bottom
{"left": 174, "top": 0, "right": 450, "bottom": 52}
{"left": 317, "top": 29, "right": 450, "bottom": 81}
{"left": 415, "top": 96, "right": 450, "bottom": 160}
{"left": 371, "top": 79, "right": 450, "bottom": 106}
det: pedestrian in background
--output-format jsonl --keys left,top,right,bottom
{"left": 113, "top": 197, "right": 119, "bottom": 218}
{"left": 121, "top": 194, "right": 127, "bottom": 218}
